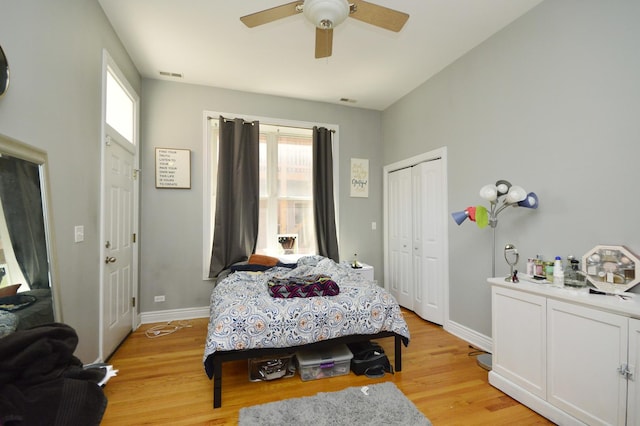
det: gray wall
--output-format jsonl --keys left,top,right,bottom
{"left": 382, "top": 0, "right": 640, "bottom": 338}
{"left": 138, "top": 80, "right": 384, "bottom": 313}
{"left": 0, "top": 1, "right": 140, "bottom": 361}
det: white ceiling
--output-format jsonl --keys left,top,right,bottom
{"left": 98, "top": 0, "right": 543, "bottom": 111}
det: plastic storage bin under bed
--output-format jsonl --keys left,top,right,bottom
{"left": 296, "top": 344, "right": 353, "bottom": 381}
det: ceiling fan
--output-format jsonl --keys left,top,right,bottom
{"left": 240, "top": 0, "right": 409, "bottom": 59}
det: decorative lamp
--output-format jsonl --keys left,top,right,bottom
{"left": 451, "top": 179, "right": 539, "bottom": 371}
{"left": 303, "top": 0, "right": 350, "bottom": 29}
{"left": 451, "top": 179, "right": 539, "bottom": 276}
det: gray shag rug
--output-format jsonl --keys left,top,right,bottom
{"left": 238, "top": 381, "right": 431, "bottom": 426}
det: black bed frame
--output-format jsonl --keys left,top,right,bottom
{"left": 209, "top": 331, "right": 405, "bottom": 408}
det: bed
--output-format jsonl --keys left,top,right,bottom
{"left": 203, "top": 255, "right": 410, "bottom": 408}
{"left": 0, "top": 288, "right": 53, "bottom": 333}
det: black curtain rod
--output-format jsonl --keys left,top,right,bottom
{"left": 207, "top": 116, "right": 335, "bottom": 133}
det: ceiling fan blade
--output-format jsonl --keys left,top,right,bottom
{"left": 240, "top": 1, "right": 303, "bottom": 28}
{"left": 349, "top": 0, "right": 409, "bottom": 32}
{"left": 315, "top": 27, "right": 333, "bottom": 58}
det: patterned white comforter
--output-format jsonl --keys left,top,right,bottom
{"left": 203, "top": 256, "right": 410, "bottom": 370}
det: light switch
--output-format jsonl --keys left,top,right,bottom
{"left": 74, "top": 225, "right": 84, "bottom": 243}
{"left": 371, "top": 222, "right": 377, "bottom": 230}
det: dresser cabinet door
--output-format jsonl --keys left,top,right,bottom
{"left": 628, "top": 317, "right": 640, "bottom": 426}
{"left": 547, "top": 300, "right": 627, "bottom": 426}
{"left": 492, "top": 287, "right": 547, "bottom": 399}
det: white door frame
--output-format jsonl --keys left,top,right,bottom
{"left": 99, "top": 49, "right": 140, "bottom": 361}
{"left": 383, "top": 147, "right": 449, "bottom": 325}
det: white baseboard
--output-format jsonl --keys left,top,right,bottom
{"left": 139, "top": 306, "right": 209, "bottom": 324}
{"left": 444, "top": 319, "right": 493, "bottom": 353}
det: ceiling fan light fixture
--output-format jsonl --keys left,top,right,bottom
{"left": 303, "top": 0, "right": 350, "bottom": 29}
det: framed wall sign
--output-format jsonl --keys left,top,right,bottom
{"left": 350, "top": 158, "right": 369, "bottom": 198}
{"left": 155, "top": 148, "right": 191, "bottom": 189}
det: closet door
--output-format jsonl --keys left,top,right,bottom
{"left": 412, "top": 160, "right": 445, "bottom": 324}
{"left": 388, "top": 167, "right": 413, "bottom": 309}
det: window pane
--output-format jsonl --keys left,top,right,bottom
{"left": 106, "top": 70, "right": 134, "bottom": 143}
{"left": 257, "top": 198, "right": 267, "bottom": 252}
{"left": 278, "top": 199, "right": 315, "bottom": 254}
{"left": 277, "top": 136, "right": 312, "bottom": 198}
{"left": 259, "top": 138, "right": 267, "bottom": 197}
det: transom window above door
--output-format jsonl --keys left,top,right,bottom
{"left": 105, "top": 68, "right": 135, "bottom": 144}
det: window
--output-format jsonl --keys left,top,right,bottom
{"left": 106, "top": 67, "right": 135, "bottom": 144}
{"left": 257, "top": 125, "right": 316, "bottom": 255}
{"left": 204, "top": 114, "right": 339, "bottom": 277}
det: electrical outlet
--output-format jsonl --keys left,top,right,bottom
{"left": 154, "top": 295, "right": 165, "bottom": 303}
{"left": 74, "top": 225, "right": 84, "bottom": 243}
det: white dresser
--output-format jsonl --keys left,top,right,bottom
{"left": 488, "top": 277, "right": 640, "bottom": 425}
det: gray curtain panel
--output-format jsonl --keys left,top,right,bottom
{"left": 312, "top": 127, "right": 340, "bottom": 262}
{"left": 208, "top": 117, "right": 260, "bottom": 278}
{"left": 0, "top": 156, "right": 50, "bottom": 289}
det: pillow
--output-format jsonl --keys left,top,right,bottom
{"left": 230, "top": 263, "right": 272, "bottom": 272}
{"left": 0, "top": 294, "right": 37, "bottom": 312}
{"left": 248, "top": 254, "right": 279, "bottom": 267}
{"left": 0, "top": 284, "right": 20, "bottom": 298}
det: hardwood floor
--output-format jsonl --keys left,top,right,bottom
{"left": 102, "top": 309, "right": 552, "bottom": 425}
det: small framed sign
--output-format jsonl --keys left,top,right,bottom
{"left": 350, "top": 158, "right": 369, "bottom": 198}
{"left": 155, "top": 148, "right": 191, "bottom": 189}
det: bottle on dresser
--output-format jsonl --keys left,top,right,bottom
{"left": 553, "top": 256, "right": 564, "bottom": 287}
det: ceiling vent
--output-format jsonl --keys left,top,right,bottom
{"left": 159, "top": 71, "right": 183, "bottom": 78}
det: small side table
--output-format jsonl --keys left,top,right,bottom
{"left": 351, "top": 263, "right": 374, "bottom": 281}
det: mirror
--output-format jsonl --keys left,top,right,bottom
{"left": 504, "top": 243, "right": 519, "bottom": 282}
{"left": 0, "top": 132, "right": 61, "bottom": 333}
{"left": 0, "top": 44, "right": 8, "bottom": 97}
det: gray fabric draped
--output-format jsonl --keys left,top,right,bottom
{"left": 208, "top": 117, "right": 260, "bottom": 277}
{"left": 0, "top": 156, "right": 50, "bottom": 289}
{"left": 312, "top": 126, "right": 339, "bottom": 262}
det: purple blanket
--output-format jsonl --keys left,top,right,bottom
{"left": 268, "top": 274, "right": 339, "bottom": 298}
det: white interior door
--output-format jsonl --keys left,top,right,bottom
{"left": 412, "top": 160, "right": 445, "bottom": 324}
{"left": 101, "top": 136, "right": 135, "bottom": 358}
{"left": 388, "top": 167, "right": 413, "bottom": 309}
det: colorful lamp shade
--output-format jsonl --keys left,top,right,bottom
{"left": 518, "top": 192, "right": 539, "bottom": 209}
{"left": 451, "top": 209, "right": 470, "bottom": 225}
{"left": 451, "top": 206, "right": 477, "bottom": 224}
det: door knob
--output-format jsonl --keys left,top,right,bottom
{"left": 105, "top": 256, "right": 117, "bottom": 264}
